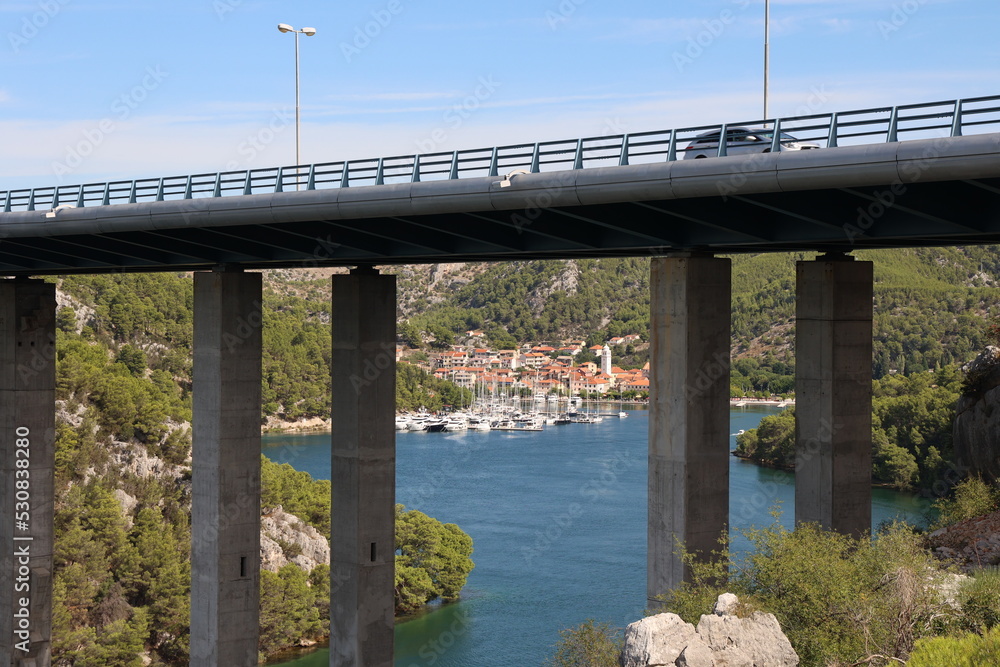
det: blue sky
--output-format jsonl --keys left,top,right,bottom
{"left": 2, "top": 0, "right": 998, "bottom": 190}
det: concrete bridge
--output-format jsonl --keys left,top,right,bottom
{"left": 2, "top": 95, "right": 1000, "bottom": 666}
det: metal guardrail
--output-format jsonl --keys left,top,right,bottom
{"left": 3, "top": 95, "right": 999, "bottom": 213}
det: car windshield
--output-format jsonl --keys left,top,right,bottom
{"left": 752, "top": 131, "right": 802, "bottom": 142}
{"left": 689, "top": 130, "right": 800, "bottom": 143}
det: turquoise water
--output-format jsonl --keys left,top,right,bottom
{"left": 263, "top": 406, "right": 929, "bottom": 666}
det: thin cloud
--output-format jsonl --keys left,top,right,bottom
{"left": 594, "top": 17, "right": 716, "bottom": 43}
{"left": 2, "top": 68, "right": 997, "bottom": 191}
{"left": 822, "top": 18, "right": 853, "bottom": 32}
{"left": 308, "top": 91, "right": 662, "bottom": 118}
{"left": 327, "top": 92, "right": 465, "bottom": 102}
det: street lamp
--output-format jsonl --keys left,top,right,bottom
{"left": 277, "top": 23, "right": 317, "bottom": 179}
{"left": 763, "top": 0, "right": 770, "bottom": 120}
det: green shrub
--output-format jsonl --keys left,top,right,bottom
{"left": 546, "top": 619, "right": 622, "bottom": 667}
{"left": 657, "top": 515, "right": 963, "bottom": 667}
{"left": 656, "top": 534, "right": 730, "bottom": 624}
{"left": 932, "top": 476, "right": 1000, "bottom": 529}
{"left": 960, "top": 567, "right": 1000, "bottom": 632}
{"left": 394, "top": 504, "right": 475, "bottom": 614}
{"left": 907, "top": 627, "right": 1000, "bottom": 666}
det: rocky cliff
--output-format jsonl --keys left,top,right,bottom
{"left": 94, "top": 428, "right": 329, "bottom": 576}
{"left": 619, "top": 593, "right": 798, "bottom": 667}
{"left": 260, "top": 505, "right": 330, "bottom": 573}
{"left": 953, "top": 346, "right": 1000, "bottom": 483}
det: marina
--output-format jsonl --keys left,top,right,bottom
{"left": 394, "top": 396, "right": 630, "bottom": 433}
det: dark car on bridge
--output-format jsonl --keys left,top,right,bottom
{"left": 682, "top": 126, "right": 820, "bottom": 159}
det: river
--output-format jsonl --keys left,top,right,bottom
{"left": 262, "top": 405, "right": 929, "bottom": 666}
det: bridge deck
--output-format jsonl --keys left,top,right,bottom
{"left": 0, "top": 102, "right": 998, "bottom": 274}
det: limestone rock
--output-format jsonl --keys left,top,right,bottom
{"left": 259, "top": 533, "right": 286, "bottom": 573}
{"left": 696, "top": 612, "right": 798, "bottom": 666}
{"left": 676, "top": 640, "right": 716, "bottom": 667}
{"left": 55, "top": 399, "right": 87, "bottom": 428}
{"left": 620, "top": 595, "right": 798, "bottom": 667}
{"left": 105, "top": 439, "right": 188, "bottom": 481}
{"left": 620, "top": 613, "right": 698, "bottom": 667}
{"left": 55, "top": 289, "right": 96, "bottom": 334}
{"left": 260, "top": 505, "right": 330, "bottom": 573}
{"left": 713, "top": 593, "right": 739, "bottom": 616}
{"left": 113, "top": 489, "right": 138, "bottom": 528}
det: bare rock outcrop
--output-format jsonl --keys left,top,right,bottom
{"left": 55, "top": 289, "right": 96, "bottom": 334}
{"left": 925, "top": 509, "right": 1000, "bottom": 571}
{"left": 260, "top": 505, "right": 329, "bottom": 573}
{"left": 620, "top": 613, "right": 698, "bottom": 667}
{"left": 106, "top": 439, "right": 187, "bottom": 480}
{"left": 527, "top": 261, "right": 580, "bottom": 317}
{"left": 620, "top": 594, "right": 798, "bottom": 667}
{"left": 953, "top": 346, "right": 1000, "bottom": 483}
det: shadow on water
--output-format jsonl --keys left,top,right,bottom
{"left": 266, "top": 601, "right": 474, "bottom": 667}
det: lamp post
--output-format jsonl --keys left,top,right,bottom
{"left": 277, "top": 23, "right": 316, "bottom": 180}
{"left": 763, "top": 0, "right": 770, "bottom": 120}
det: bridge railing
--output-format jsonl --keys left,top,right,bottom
{"left": 3, "top": 95, "right": 999, "bottom": 212}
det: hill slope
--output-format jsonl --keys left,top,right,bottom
{"left": 401, "top": 247, "right": 1000, "bottom": 392}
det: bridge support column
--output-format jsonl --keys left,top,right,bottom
{"left": 191, "top": 269, "right": 262, "bottom": 666}
{"left": 330, "top": 267, "right": 396, "bottom": 667}
{"left": 795, "top": 254, "right": 872, "bottom": 537}
{"left": 0, "top": 279, "right": 55, "bottom": 667}
{"left": 648, "top": 255, "right": 731, "bottom": 605}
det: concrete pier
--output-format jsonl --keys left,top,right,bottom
{"left": 190, "top": 270, "right": 263, "bottom": 666}
{"left": 0, "top": 279, "right": 55, "bottom": 666}
{"left": 648, "top": 256, "right": 731, "bottom": 604}
{"left": 795, "top": 254, "right": 873, "bottom": 538}
{"left": 329, "top": 268, "right": 396, "bottom": 667}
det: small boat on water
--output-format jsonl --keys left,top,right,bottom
{"left": 407, "top": 418, "right": 429, "bottom": 431}
{"left": 442, "top": 418, "right": 468, "bottom": 432}
{"left": 424, "top": 419, "right": 449, "bottom": 433}
{"left": 468, "top": 416, "right": 492, "bottom": 431}
{"left": 493, "top": 418, "right": 543, "bottom": 431}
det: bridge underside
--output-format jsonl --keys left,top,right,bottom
{"left": 0, "top": 176, "right": 998, "bottom": 275}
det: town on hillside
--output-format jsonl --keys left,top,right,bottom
{"left": 402, "top": 331, "right": 650, "bottom": 400}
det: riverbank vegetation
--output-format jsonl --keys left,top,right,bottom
{"left": 734, "top": 366, "right": 963, "bottom": 491}
{"left": 550, "top": 477, "right": 1000, "bottom": 667}
{"left": 662, "top": 513, "right": 1000, "bottom": 667}
{"left": 257, "top": 460, "right": 475, "bottom": 656}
